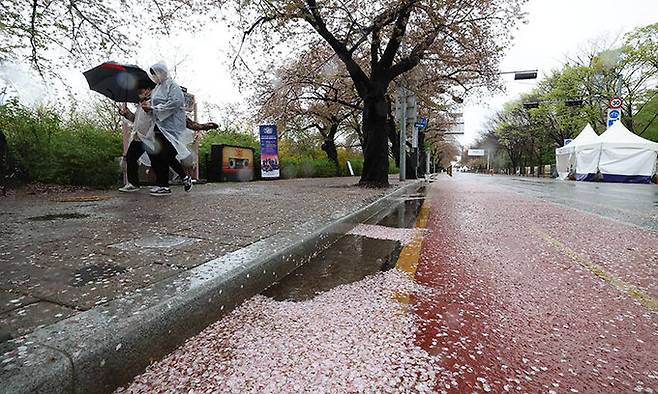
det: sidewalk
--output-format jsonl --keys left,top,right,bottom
{"left": 0, "top": 177, "right": 400, "bottom": 341}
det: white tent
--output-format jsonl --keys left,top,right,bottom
{"left": 555, "top": 124, "right": 600, "bottom": 180}
{"left": 595, "top": 122, "right": 658, "bottom": 183}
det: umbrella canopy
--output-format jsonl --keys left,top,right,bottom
{"left": 83, "top": 62, "right": 155, "bottom": 103}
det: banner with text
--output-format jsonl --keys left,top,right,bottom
{"left": 259, "top": 124, "right": 280, "bottom": 178}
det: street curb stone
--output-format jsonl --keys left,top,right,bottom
{"left": 0, "top": 180, "right": 424, "bottom": 394}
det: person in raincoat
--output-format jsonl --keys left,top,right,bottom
{"left": 119, "top": 84, "right": 218, "bottom": 194}
{"left": 118, "top": 85, "right": 157, "bottom": 192}
{"left": 142, "top": 62, "right": 193, "bottom": 196}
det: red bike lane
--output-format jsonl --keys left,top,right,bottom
{"left": 412, "top": 177, "right": 658, "bottom": 393}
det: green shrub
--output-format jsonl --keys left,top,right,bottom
{"left": 388, "top": 160, "right": 399, "bottom": 174}
{"left": 1, "top": 101, "right": 122, "bottom": 188}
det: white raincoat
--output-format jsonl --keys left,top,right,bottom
{"left": 130, "top": 106, "right": 155, "bottom": 152}
{"left": 149, "top": 63, "right": 193, "bottom": 161}
{"left": 130, "top": 106, "right": 156, "bottom": 167}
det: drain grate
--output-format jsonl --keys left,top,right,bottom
{"left": 28, "top": 213, "right": 90, "bottom": 221}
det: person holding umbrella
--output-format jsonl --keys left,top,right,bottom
{"left": 142, "top": 62, "right": 192, "bottom": 196}
{"left": 84, "top": 61, "right": 217, "bottom": 194}
{"left": 118, "top": 85, "right": 218, "bottom": 193}
{"left": 117, "top": 84, "right": 157, "bottom": 192}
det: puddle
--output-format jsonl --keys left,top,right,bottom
{"left": 263, "top": 186, "right": 427, "bottom": 301}
{"left": 71, "top": 263, "right": 127, "bottom": 287}
{"left": 262, "top": 235, "right": 402, "bottom": 301}
{"left": 373, "top": 197, "right": 424, "bottom": 229}
{"left": 28, "top": 213, "right": 90, "bottom": 221}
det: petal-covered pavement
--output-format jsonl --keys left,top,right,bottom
{"left": 118, "top": 175, "right": 657, "bottom": 393}
{"left": 412, "top": 176, "right": 657, "bottom": 393}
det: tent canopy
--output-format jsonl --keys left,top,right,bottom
{"left": 597, "top": 121, "right": 658, "bottom": 150}
{"left": 574, "top": 122, "right": 658, "bottom": 183}
{"left": 597, "top": 122, "right": 658, "bottom": 182}
{"left": 555, "top": 124, "right": 599, "bottom": 155}
{"left": 555, "top": 124, "right": 600, "bottom": 180}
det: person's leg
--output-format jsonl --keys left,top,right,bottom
{"left": 161, "top": 136, "right": 186, "bottom": 179}
{"left": 153, "top": 134, "right": 170, "bottom": 187}
{"left": 125, "top": 140, "right": 145, "bottom": 187}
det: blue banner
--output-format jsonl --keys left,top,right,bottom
{"left": 259, "top": 124, "right": 280, "bottom": 178}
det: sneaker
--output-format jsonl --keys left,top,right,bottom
{"left": 119, "top": 183, "right": 139, "bottom": 193}
{"left": 183, "top": 176, "right": 193, "bottom": 192}
{"left": 149, "top": 186, "right": 160, "bottom": 193}
{"left": 150, "top": 187, "right": 172, "bottom": 196}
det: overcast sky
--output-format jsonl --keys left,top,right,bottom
{"left": 461, "top": 0, "right": 658, "bottom": 146}
{"left": 1, "top": 0, "right": 657, "bottom": 143}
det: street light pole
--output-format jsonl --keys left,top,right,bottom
{"left": 399, "top": 87, "right": 406, "bottom": 182}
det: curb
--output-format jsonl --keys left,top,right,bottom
{"left": 1, "top": 180, "right": 425, "bottom": 394}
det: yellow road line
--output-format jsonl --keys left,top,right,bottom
{"left": 396, "top": 200, "right": 431, "bottom": 277}
{"left": 534, "top": 229, "right": 658, "bottom": 312}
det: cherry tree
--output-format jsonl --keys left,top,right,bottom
{"left": 216, "top": 0, "right": 526, "bottom": 186}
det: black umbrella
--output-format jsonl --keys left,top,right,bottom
{"left": 83, "top": 62, "right": 155, "bottom": 103}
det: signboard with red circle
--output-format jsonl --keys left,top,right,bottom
{"left": 609, "top": 97, "right": 623, "bottom": 108}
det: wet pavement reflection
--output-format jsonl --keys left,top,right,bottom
{"left": 263, "top": 190, "right": 425, "bottom": 301}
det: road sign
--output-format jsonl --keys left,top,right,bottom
{"left": 564, "top": 139, "right": 573, "bottom": 146}
{"left": 468, "top": 149, "right": 485, "bottom": 157}
{"left": 607, "top": 108, "right": 621, "bottom": 128}
{"left": 609, "top": 97, "right": 623, "bottom": 109}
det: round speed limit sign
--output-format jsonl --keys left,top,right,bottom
{"left": 609, "top": 97, "right": 623, "bottom": 108}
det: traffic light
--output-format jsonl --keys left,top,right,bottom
{"left": 514, "top": 71, "right": 538, "bottom": 80}
{"left": 523, "top": 102, "right": 540, "bottom": 109}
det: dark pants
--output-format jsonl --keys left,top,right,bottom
{"left": 152, "top": 132, "right": 186, "bottom": 187}
{"left": 125, "top": 139, "right": 149, "bottom": 187}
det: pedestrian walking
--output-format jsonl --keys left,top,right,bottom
{"left": 118, "top": 85, "right": 157, "bottom": 192}
{"left": 143, "top": 63, "right": 193, "bottom": 196}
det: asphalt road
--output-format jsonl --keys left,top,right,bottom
{"left": 467, "top": 173, "right": 658, "bottom": 231}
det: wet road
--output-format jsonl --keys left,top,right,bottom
{"left": 117, "top": 176, "right": 657, "bottom": 393}
{"left": 413, "top": 175, "right": 658, "bottom": 393}
{"left": 470, "top": 173, "right": 658, "bottom": 231}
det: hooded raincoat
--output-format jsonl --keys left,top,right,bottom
{"left": 131, "top": 107, "right": 155, "bottom": 151}
{"left": 149, "top": 63, "right": 193, "bottom": 161}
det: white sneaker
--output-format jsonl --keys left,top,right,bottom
{"left": 183, "top": 176, "right": 193, "bottom": 192}
{"left": 150, "top": 187, "right": 172, "bottom": 196}
{"left": 119, "top": 183, "right": 140, "bottom": 193}
{"left": 149, "top": 186, "right": 160, "bottom": 193}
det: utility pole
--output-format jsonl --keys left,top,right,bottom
{"left": 409, "top": 95, "right": 418, "bottom": 179}
{"left": 398, "top": 87, "right": 407, "bottom": 181}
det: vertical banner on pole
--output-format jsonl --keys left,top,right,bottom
{"left": 259, "top": 124, "right": 280, "bottom": 179}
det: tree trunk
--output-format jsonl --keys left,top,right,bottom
{"left": 386, "top": 96, "right": 399, "bottom": 167}
{"left": 321, "top": 123, "right": 340, "bottom": 176}
{"left": 359, "top": 92, "right": 390, "bottom": 187}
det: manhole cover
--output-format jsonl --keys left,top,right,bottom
{"left": 52, "top": 195, "right": 112, "bottom": 203}
{"left": 110, "top": 234, "right": 200, "bottom": 251}
{"left": 71, "top": 263, "right": 127, "bottom": 287}
{"left": 28, "top": 213, "right": 90, "bottom": 221}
